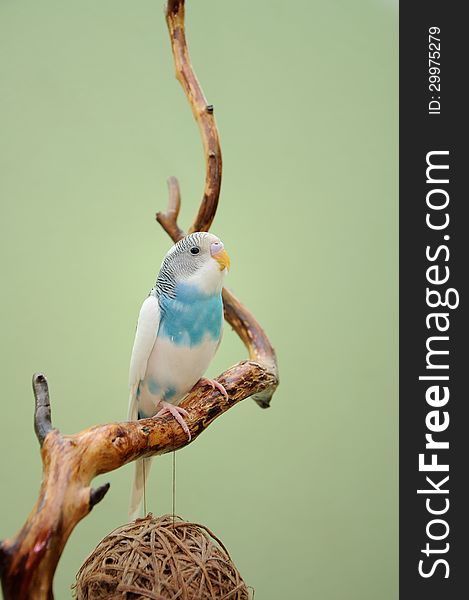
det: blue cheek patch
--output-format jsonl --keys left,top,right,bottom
{"left": 159, "top": 283, "right": 223, "bottom": 346}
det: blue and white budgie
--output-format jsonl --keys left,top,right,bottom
{"left": 128, "top": 232, "right": 230, "bottom": 519}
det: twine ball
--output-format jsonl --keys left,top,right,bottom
{"left": 74, "top": 514, "right": 250, "bottom": 600}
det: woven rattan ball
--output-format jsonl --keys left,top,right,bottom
{"left": 74, "top": 514, "right": 250, "bottom": 600}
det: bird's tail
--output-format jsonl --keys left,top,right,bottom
{"left": 128, "top": 388, "right": 152, "bottom": 521}
{"left": 129, "top": 456, "right": 153, "bottom": 521}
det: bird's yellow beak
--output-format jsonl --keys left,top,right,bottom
{"left": 213, "top": 248, "right": 231, "bottom": 271}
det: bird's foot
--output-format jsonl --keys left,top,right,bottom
{"left": 196, "top": 377, "right": 229, "bottom": 399}
{"left": 155, "top": 402, "right": 191, "bottom": 441}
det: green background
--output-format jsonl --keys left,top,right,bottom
{"left": 0, "top": 1, "right": 397, "bottom": 598}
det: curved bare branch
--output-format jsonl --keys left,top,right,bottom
{"left": 0, "top": 361, "right": 275, "bottom": 599}
{"left": 156, "top": 176, "right": 184, "bottom": 242}
{"left": 166, "top": 0, "right": 222, "bottom": 234}
{"left": 33, "top": 373, "right": 53, "bottom": 446}
{"left": 161, "top": 0, "right": 278, "bottom": 407}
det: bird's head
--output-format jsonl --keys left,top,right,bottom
{"left": 158, "top": 232, "right": 230, "bottom": 295}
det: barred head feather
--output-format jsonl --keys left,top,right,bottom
{"left": 152, "top": 232, "right": 226, "bottom": 299}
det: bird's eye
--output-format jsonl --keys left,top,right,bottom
{"left": 190, "top": 247, "right": 200, "bottom": 255}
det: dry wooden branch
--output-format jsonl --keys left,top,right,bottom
{"left": 0, "top": 1, "right": 278, "bottom": 598}
{"left": 160, "top": 0, "right": 277, "bottom": 406}
{"left": 165, "top": 0, "right": 222, "bottom": 234}
{"left": 1, "top": 362, "right": 275, "bottom": 599}
{"left": 156, "top": 175, "right": 184, "bottom": 242}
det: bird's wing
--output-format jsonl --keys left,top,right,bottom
{"left": 128, "top": 294, "right": 161, "bottom": 420}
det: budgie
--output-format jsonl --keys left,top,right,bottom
{"left": 128, "top": 232, "right": 230, "bottom": 519}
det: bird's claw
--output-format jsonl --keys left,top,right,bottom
{"left": 197, "top": 377, "right": 229, "bottom": 399}
{"left": 155, "top": 401, "right": 191, "bottom": 441}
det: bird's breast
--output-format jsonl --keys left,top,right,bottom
{"left": 158, "top": 288, "right": 223, "bottom": 347}
{"left": 137, "top": 288, "right": 223, "bottom": 418}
